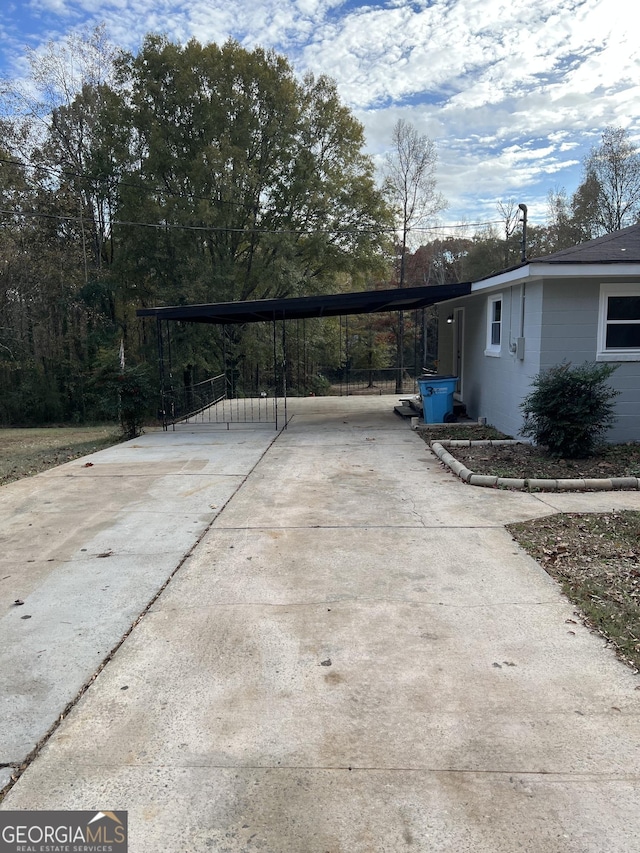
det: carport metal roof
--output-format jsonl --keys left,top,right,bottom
{"left": 136, "top": 282, "right": 471, "bottom": 325}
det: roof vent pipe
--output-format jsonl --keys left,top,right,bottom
{"left": 518, "top": 203, "right": 528, "bottom": 263}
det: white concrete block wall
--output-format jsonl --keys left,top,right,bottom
{"left": 541, "top": 278, "right": 640, "bottom": 443}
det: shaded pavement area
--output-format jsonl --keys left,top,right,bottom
{"left": 1, "top": 396, "right": 639, "bottom": 851}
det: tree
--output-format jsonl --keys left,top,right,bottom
{"left": 542, "top": 129, "right": 640, "bottom": 253}
{"left": 0, "top": 33, "right": 395, "bottom": 422}
{"left": 574, "top": 126, "right": 640, "bottom": 236}
{"left": 105, "top": 37, "right": 394, "bottom": 394}
{"left": 406, "top": 236, "right": 474, "bottom": 286}
{"left": 496, "top": 199, "right": 522, "bottom": 266}
{"left": 0, "top": 26, "right": 126, "bottom": 424}
{"left": 383, "top": 119, "right": 446, "bottom": 388}
{"left": 545, "top": 187, "right": 582, "bottom": 251}
{"left": 110, "top": 37, "right": 392, "bottom": 306}
{"left": 0, "top": 24, "right": 118, "bottom": 158}
{"left": 384, "top": 119, "right": 447, "bottom": 287}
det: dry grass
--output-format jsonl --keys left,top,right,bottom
{"left": 0, "top": 426, "right": 123, "bottom": 486}
{"left": 508, "top": 512, "right": 640, "bottom": 672}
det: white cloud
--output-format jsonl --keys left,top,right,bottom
{"left": 2, "top": 0, "right": 639, "bottom": 227}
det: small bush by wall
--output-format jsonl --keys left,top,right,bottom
{"left": 520, "top": 362, "right": 619, "bottom": 458}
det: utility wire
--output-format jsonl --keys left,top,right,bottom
{"left": 0, "top": 206, "right": 504, "bottom": 235}
{"left": 0, "top": 155, "right": 506, "bottom": 235}
{"left": 0, "top": 207, "right": 395, "bottom": 235}
{"left": 0, "top": 155, "right": 242, "bottom": 211}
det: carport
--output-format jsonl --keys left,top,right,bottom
{"left": 136, "top": 282, "right": 471, "bottom": 429}
{"left": 137, "top": 282, "right": 470, "bottom": 428}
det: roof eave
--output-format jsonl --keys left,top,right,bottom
{"left": 464, "top": 261, "right": 640, "bottom": 295}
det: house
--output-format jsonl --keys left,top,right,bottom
{"left": 435, "top": 224, "right": 640, "bottom": 443}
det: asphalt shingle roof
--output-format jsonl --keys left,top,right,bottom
{"left": 530, "top": 223, "right": 640, "bottom": 264}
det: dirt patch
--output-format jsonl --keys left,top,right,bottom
{"left": 440, "top": 442, "right": 640, "bottom": 481}
{"left": 418, "top": 423, "right": 640, "bottom": 481}
{"left": 418, "top": 424, "right": 508, "bottom": 444}
{"left": 508, "top": 512, "right": 640, "bottom": 673}
{"left": 0, "top": 426, "right": 123, "bottom": 486}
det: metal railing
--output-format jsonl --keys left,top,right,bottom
{"left": 160, "top": 374, "right": 226, "bottom": 427}
{"left": 159, "top": 366, "right": 423, "bottom": 430}
{"left": 160, "top": 373, "right": 280, "bottom": 429}
{"left": 318, "top": 367, "right": 419, "bottom": 397}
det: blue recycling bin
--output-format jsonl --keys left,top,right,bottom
{"left": 417, "top": 375, "right": 458, "bottom": 423}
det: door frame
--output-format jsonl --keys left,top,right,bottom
{"left": 453, "top": 307, "right": 464, "bottom": 400}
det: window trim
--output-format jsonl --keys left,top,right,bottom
{"left": 597, "top": 283, "right": 640, "bottom": 362}
{"left": 484, "top": 293, "right": 503, "bottom": 357}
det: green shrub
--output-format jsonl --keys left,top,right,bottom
{"left": 89, "top": 358, "right": 154, "bottom": 439}
{"left": 520, "top": 362, "right": 619, "bottom": 458}
{"left": 308, "top": 373, "right": 332, "bottom": 396}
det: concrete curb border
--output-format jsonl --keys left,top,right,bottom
{"left": 430, "top": 440, "right": 640, "bottom": 492}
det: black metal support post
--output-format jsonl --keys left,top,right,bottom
{"left": 156, "top": 317, "right": 167, "bottom": 430}
{"left": 281, "top": 318, "right": 288, "bottom": 429}
{"left": 273, "top": 316, "right": 278, "bottom": 429}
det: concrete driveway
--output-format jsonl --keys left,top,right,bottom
{"left": 1, "top": 396, "right": 639, "bottom": 852}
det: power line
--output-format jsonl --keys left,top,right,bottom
{"left": 0, "top": 205, "right": 505, "bottom": 236}
{"left": 0, "top": 155, "right": 243, "bottom": 211}
{"left": 0, "top": 207, "right": 394, "bottom": 235}
{"left": 0, "top": 155, "right": 506, "bottom": 235}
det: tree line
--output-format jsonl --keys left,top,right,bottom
{"left": 0, "top": 28, "right": 395, "bottom": 423}
{"left": 404, "top": 125, "right": 640, "bottom": 290}
{"left": 1, "top": 26, "right": 639, "bottom": 425}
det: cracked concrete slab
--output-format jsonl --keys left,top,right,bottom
{"left": 216, "top": 440, "right": 554, "bottom": 529}
{"left": 2, "top": 397, "right": 640, "bottom": 852}
{"left": 5, "top": 764, "right": 638, "bottom": 853}
{"left": 158, "top": 526, "right": 560, "bottom": 608}
{"left": 0, "top": 424, "right": 277, "bottom": 768}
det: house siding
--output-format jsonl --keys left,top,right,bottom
{"left": 438, "top": 283, "right": 543, "bottom": 438}
{"left": 540, "top": 278, "right": 640, "bottom": 443}
{"left": 539, "top": 279, "right": 599, "bottom": 366}
{"left": 439, "top": 275, "right": 640, "bottom": 442}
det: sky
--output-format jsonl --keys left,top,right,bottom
{"left": 1, "top": 0, "right": 638, "bottom": 234}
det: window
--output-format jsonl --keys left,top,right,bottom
{"left": 598, "top": 284, "right": 640, "bottom": 360}
{"left": 485, "top": 294, "right": 502, "bottom": 356}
